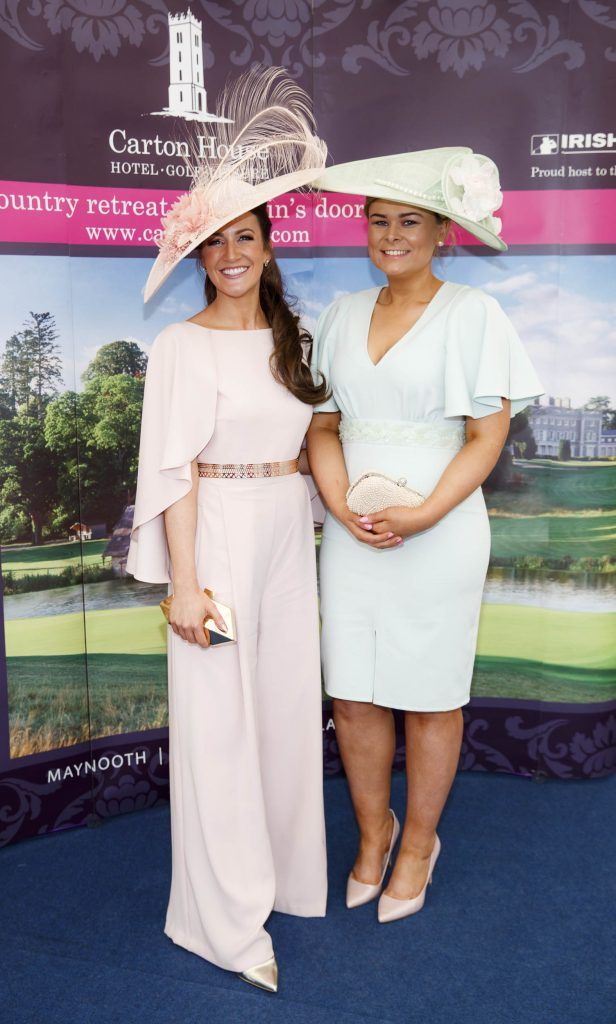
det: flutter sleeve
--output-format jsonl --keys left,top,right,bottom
{"left": 126, "top": 324, "right": 217, "bottom": 583}
{"left": 444, "top": 289, "right": 544, "bottom": 419}
{"left": 310, "top": 300, "right": 341, "bottom": 413}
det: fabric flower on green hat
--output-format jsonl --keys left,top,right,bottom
{"left": 445, "top": 154, "right": 503, "bottom": 224}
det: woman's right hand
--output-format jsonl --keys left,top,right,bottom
{"left": 331, "top": 502, "right": 402, "bottom": 549}
{"left": 168, "top": 586, "right": 228, "bottom": 647}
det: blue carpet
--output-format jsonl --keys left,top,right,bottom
{"left": 1, "top": 771, "right": 615, "bottom": 1024}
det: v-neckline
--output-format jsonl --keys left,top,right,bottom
{"left": 364, "top": 280, "right": 451, "bottom": 369}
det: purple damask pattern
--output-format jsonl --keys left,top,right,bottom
{"left": 0, "top": 774, "right": 62, "bottom": 845}
{"left": 341, "top": 0, "right": 604, "bottom": 77}
{"left": 1, "top": 0, "right": 614, "bottom": 72}
{"left": 323, "top": 702, "right": 616, "bottom": 780}
{"left": 0, "top": 0, "right": 170, "bottom": 60}
{"left": 459, "top": 712, "right": 517, "bottom": 773}
{"left": 570, "top": 716, "right": 616, "bottom": 776}
{"left": 44, "top": 0, "right": 148, "bottom": 61}
{"left": 95, "top": 771, "right": 160, "bottom": 816}
{"left": 198, "top": 0, "right": 359, "bottom": 76}
{"left": 413, "top": 1, "right": 513, "bottom": 75}
{"left": 242, "top": 0, "right": 312, "bottom": 48}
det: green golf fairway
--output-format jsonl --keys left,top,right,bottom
{"left": 475, "top": 604, "right": 615, "bottom": 670}
{"left": 486, "top": 461, "right": 615, "bottom": 514}
{"left": 5, "top": 606, "right": 167, "bottom": 656}
{"left": 5, "top": 603, "right": 616, "bottom": 672}
{"left": 1, "top": 539, "right": 108, "bottom": 572}
{"left": 489, "top": 510, "right": 616, "bottom": 560}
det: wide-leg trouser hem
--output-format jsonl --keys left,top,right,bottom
{"left": 164, "top": 925, "right": 274, "bottom": 974}
{"left": 273, "top": 898, "right": 327, "bottom": 917}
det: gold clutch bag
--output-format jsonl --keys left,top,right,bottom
{"left": 346, "top": 472, "right": 425, "bottom": 515}
{"left": 160, "top": 588, "right": 237, "bottom": 647}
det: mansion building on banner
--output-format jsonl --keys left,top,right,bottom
{"left": 528, "top": 397, "right": 616, "bottom": 458}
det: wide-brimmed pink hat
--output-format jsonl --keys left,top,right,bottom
{"left": 144, "top": 66, "right": 327, "bottom": 302}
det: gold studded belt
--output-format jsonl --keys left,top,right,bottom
{"left": 197, "top": 459, "right": 299, "bottom": 480}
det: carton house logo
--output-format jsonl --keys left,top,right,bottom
{"left": 109, "top": 8, "right": 238, "bottom": 178}
{"left": 151, "top": 8, "right": 229, "bottom": 124}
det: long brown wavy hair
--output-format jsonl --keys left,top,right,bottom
{"left": 199, "top": 204, "right": 329, "bottom": 406}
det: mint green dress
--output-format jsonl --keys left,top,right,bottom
{"left": 312, "top": 281, "right": 544, "bottom": 711}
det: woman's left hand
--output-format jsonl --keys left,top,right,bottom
{"left": 355, "top": 504, "right": 435, "bottom": 541}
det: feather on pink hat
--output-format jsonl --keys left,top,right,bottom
{"left": 144, "top": 66, "right": 327, "bottom": 302}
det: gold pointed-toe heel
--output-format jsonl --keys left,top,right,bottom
{"left": 238, "top": 954, "right": 279, "bottom": 993}
{"left": 346, "top": 809, "right": 400, "bottom": 909}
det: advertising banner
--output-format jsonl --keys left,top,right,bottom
{"left": 1, "top": 0, "right": 615, "bottom": 845}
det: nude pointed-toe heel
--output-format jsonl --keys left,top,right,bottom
{"left": 377, "top": 834, "right": 441, "bottom": 924}
{"left": 238, "top": 954, "right": 279, "bottom": 993}
{"left": 346, "top": 809, "right": 400, "bottom": 909}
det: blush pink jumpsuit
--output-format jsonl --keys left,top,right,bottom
{"left": 127, "top": 322, "right": 327, "bottom": 972}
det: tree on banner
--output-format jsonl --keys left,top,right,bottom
{"left": 484, "top": 408, "right": 538, "bottom": 490}
{"left": 0, "top": 334, "right": 32, "bottom": 416}
{"left": 45, "top": 340, "right": 145, "bottom": 531}
{"left": 0, "top": 313, "right": 63, "bottom": 419}
{"left": 27, "top": 312, "right": 63, "bottom": 417}
{"left": 81, "top": 340, "right": 147, "bottom": 382}
{"left": 585, "top": 396, "right": 616, "bottom": 430}
{"left": 77, "top": 372, "right": 144, "bottom": 525}
{"left": 0, "top": 313, "right": 63, "bottom": 544}
{"left": 0, "top": 412, "right": 60, "bottom": 545}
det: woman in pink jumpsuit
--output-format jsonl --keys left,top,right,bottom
{"left": 127, "top": 76, "right": 329, "bottom": 984}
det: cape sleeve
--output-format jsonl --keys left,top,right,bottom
{"left": 444, "top": 290, "right": 544, "bottom": 419}
{"left": 310, "top": 299, "right": 341, "bottom": 413}
{"left": 126, "top": 324, "right": 217, "bottom": 583}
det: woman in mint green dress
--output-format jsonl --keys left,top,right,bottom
{"left": 308, "top": 148, "right": 543, "bottom": 923}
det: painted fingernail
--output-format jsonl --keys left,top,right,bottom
{"left": 396, "top": 538, "right": 403, "bottom": 544}
{"left": 359, "top": 516, "right": 369, "bottom": 522}
{"left": 387, "top": 532, "right": 394, "bottom": 539}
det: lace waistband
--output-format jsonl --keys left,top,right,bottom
{"left": 339, "top": 417, "right": 465, "bottom": 451}
{"left": 198, "top": 459, "right": 299, "bottom": 479}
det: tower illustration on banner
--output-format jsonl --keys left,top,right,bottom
{"left": 151, "top": 8, "right": 230, "bottom": 123}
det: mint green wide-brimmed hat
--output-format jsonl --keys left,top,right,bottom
{"left": 313, "top": 146, "right": 507, "bottom": 251}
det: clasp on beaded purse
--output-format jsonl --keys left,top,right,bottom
{"left": 346, "top": 472, "right": 425, "bottom": 515}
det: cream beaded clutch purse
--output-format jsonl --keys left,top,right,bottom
{"left": 346, "top": 472, "right": 425, "bottom": 515}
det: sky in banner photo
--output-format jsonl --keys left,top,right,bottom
{"left": 0, "top": 253, "right": 614, "bottom": 411}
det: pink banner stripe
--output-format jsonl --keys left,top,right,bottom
{"left": 0, "top": 182, "right": 614, "bottom": 248}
